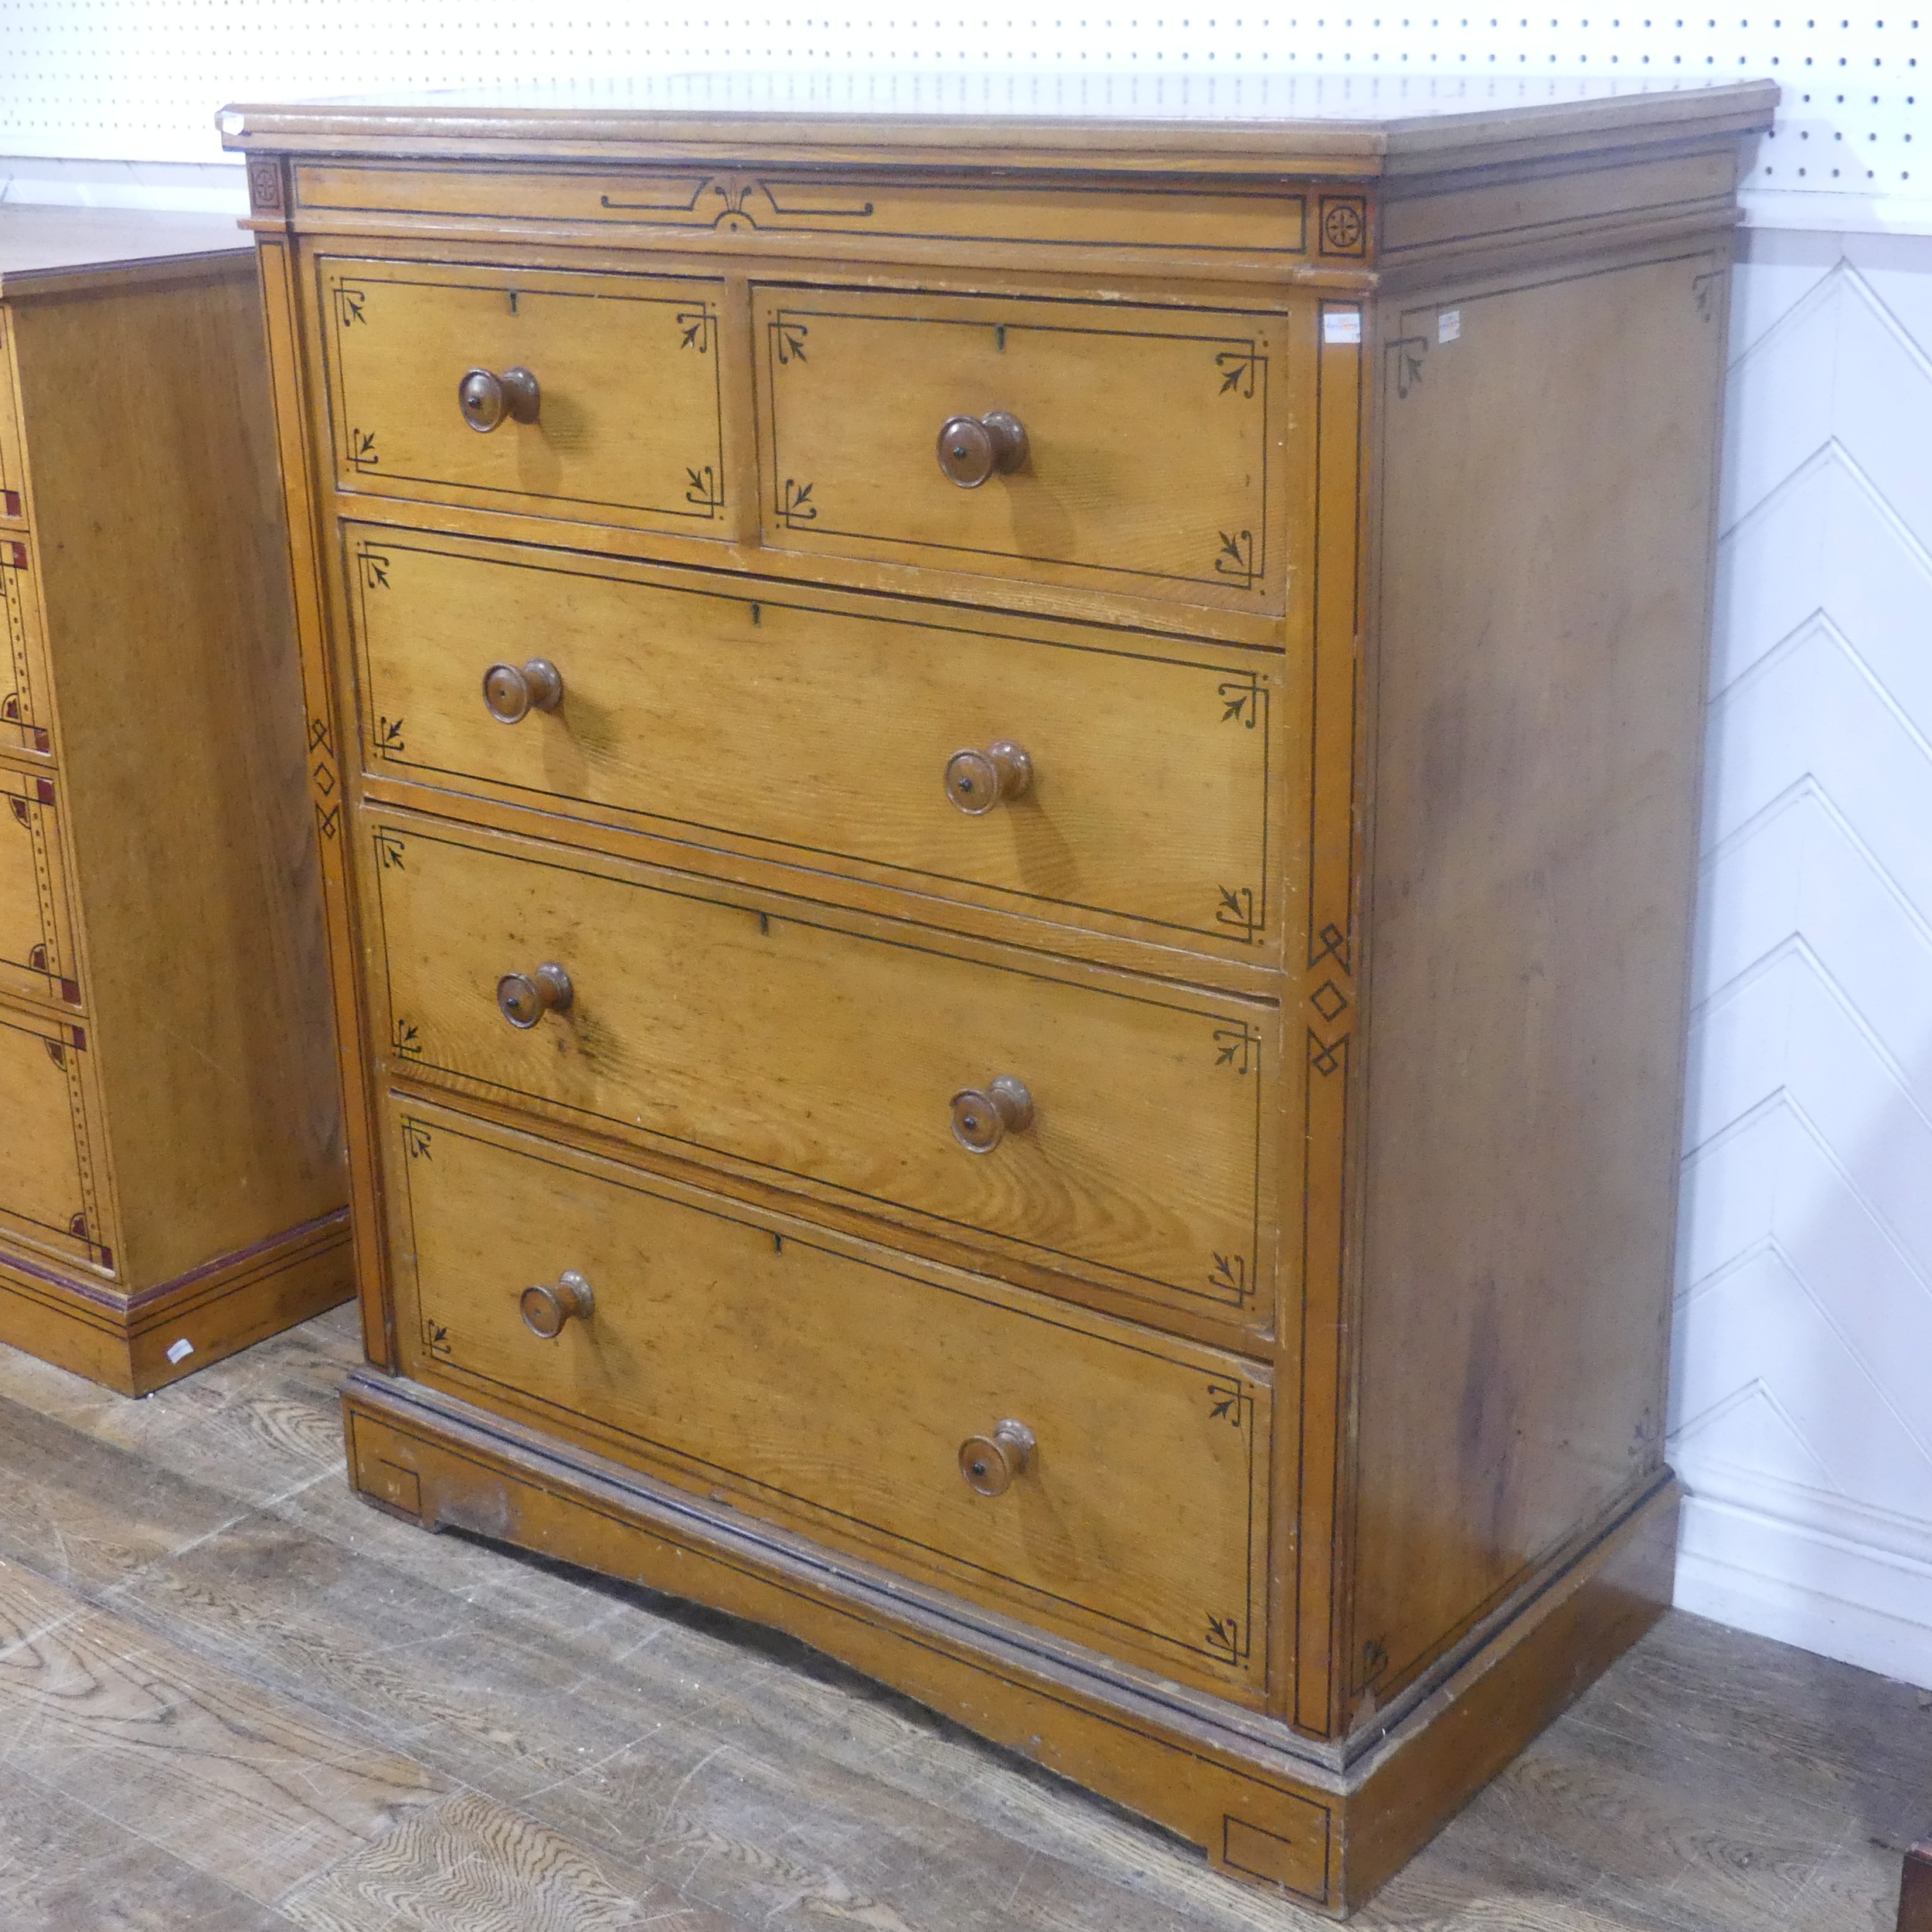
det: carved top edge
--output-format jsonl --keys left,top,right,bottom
{"left": 218, "top": 71, "right": 1779, "bottom": 178}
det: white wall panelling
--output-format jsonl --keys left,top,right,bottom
{"left": 1676, "top": 225, "right": 1932, "bottom": 1689}
{"left": 2, "top": 7, "right": 1928, "bottom": 1689}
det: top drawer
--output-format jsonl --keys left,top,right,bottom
{"left": 754, "top": 287, "right": 1287, "bottom": 615}
{"left": 317, "top": 257, "right": 729, "bottom": 538}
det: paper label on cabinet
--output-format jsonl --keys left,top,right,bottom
{"left": 1438, "top": 309, "right": 1462, "bottom": 343}
{"left": 165, "top": 1337, "right": 195, "bottom": 1364}
{"left": 1323, "top": 311, "right": 1362, "bottom": 345}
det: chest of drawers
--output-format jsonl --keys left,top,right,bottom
{"left": 227, "top": 73, "right": 1774, "bottom": 1913}
{"left": 0, "top": 210, "right": 349, "bottom": 1393}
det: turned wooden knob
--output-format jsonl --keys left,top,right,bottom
{"left": 497, "top": 961, "right": 573, "bottom": 1029}
{"left": 959, "top": 1418, "right": 1036, "bottom": 1498}
{"left": 944, "top": 740, "right": 1031, "bottom": 815}
{"left": 458, "top": 365, "right": 541, "bottom": 433}
{"left": 936, "top": 411, "right": 1028, "bottom": 488}
{"left": 950, "top": 1075, "right": 1033, "bottom": 1154}
{"left": 520, "top": 1268, "right": 594, "bottom": 1338}
{"left": 482, "top": 658, "right": 563, "bottom": 724}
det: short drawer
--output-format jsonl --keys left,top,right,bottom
{"left": 316, "top": 257, "right": 729, "bottom": 538}
{"left": 0, "top": 999, "right": 112, "bottom": 1274}
{"left": 366, "top": 813, "right": 1277, "bottom": 1322}
{"left": 389, "top": 1096, "right": 1271, "bottom": 1694}
{"left": 349, "top": 525, "right": 1281, "bottom": 952}
{"left": 754, "top": 286, "right": 1286, "bottom": 613}
{"left": 0, "top": 765, "right": 79, "bottom": 1008}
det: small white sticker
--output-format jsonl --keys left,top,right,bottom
{"left": 1437, "top": 308, "right": 1462, "bottom": 344}
{"left": 1322, "top": 311, "right": 1362, "bottom": 346}
{"left": 165, "top": 1338, "right": 195, "bottom": 1365}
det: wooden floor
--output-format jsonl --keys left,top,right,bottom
{"left": 0, "top": 1307, "right": 1921, "bottom": 1930}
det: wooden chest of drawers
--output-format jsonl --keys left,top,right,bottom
{"left": 226, "top": 73, "right": 1775, "bottom": 1913}
{"left": 0, "top": 210, "right": 349, "bottom": 1393}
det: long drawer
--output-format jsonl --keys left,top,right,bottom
{"left": 0, "top": 764, "right": 78, "bottom": 1008}
{"left": 753, "top": 285, "right": 1287, "bottom": 613}
{"left": 316, "top": 256, "right": 730, "bottom": 539}
{"left": 0, "top": 998, "right": 112, "bottom": 1274}
{"left": 347, "top": 524, "right": 1281, "bottom": 954}
{"left": 365, "top": 811, "right": 1277, "bottom": 1323}
{"left": 387, "top": 1095, "right": 1271, "bottom": 1696}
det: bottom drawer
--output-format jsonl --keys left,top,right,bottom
{"left": 388, "top": 1096, "right": 1272, "bottom": 1698}
{"left": 0, "top": 999, "right": 113, "bottom": 1273}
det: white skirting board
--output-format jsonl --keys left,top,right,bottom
{"left": 1676, "top": 1475, "right": 1932, "bottom": 1689}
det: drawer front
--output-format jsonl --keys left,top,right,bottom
{"left": 0, "top": 1003, "right": 112, "bottom": 1274}
{"left": 390, "top": 1097, "right": 1270, "bottom": 1693}
{"left": 349, "top": 526, "right": 1280, "bottom": 951}
{"left": 0, "top": 546, "right": 51, "bottom": 760}
{"left": 0, "top": 767, "right": 78, "bottom": 1008}
{"left": 368, "top": 816, "right": 1276, "bottom": 1320}
{"left": 318, "top": 257, "right": 729, "bottom": 536}
{"left": 755, "top": 287, "right": 1285, "bottom": 611}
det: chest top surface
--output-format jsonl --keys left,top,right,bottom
{"left": 219, "top": 69, "right": 1777, "bottom": 175}
{"left": 0, "top": 208, "right": 249, "bottom": 301}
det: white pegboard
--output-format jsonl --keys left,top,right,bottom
{"left": 0, "top": 3, "right": 1927, "bottom": 221}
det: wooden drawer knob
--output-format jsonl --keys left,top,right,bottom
{"left": 458, "top": 365, "right": 541, "bottom": 433}
{"left": 950, "top": 1074, "right": 1033, "bottom": 1154}
{"left": 936, "top": 411, "right": 1028, "bottom": 488}
{"left": 944, "top": 739, "right": 1031, "bottom": 815}
{"left": 482, "top": 658, "right": 563, "bottom": 724}
{"left": 520, "top": 1268, "right": 594, "bottom": 1338}
{"left": 497, "top": 961, "right": 573, "bottom": 1029}
{"left": 959, "top": 1418, "right": 1036, "bottom": 1498}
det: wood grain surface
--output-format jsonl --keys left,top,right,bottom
{"left": 347, "top": 524, "right": 1283, "bottom": 951}
{"left": 366, "top": 811, "right": 1277, "bottom": 1318}
{"left": 386, "top": 1096, "right": 1270, "bottom": 1695}
{"left": 0, "top": 1308, "right": 1916, "bottom": 1930}
{"left": 319, "top": 255, "right": 730, "bottom": 536}
{"left": 751, "top": 285, "right": 1287, "bottom": 613}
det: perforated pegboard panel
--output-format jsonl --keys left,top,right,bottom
{"left": 0, "top": 3, "right": 1926, "bottom": 214}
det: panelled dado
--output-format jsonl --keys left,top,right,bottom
{"left": 231, "top": 75, "right": 1774, "bottom": 1914}
{"left": 346, "top": 526, "right": 1284, "bottom": 957}
{"left": 387, "top": 1095, "right": 1273, "bottom": 1699}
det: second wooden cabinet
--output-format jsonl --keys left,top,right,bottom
{"left": 0, "top": 209, "right": 349, "bottom": 1392}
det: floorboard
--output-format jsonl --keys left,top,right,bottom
{"left": 0, "top": 1305, "right": 1920, "bottom": 1931}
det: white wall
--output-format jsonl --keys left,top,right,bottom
{"left": 2, "top": 5, "right": 1928, "bottom": 1690}
{"left": 1675, "top": 224, "right": 1932, "bottom": 1689}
